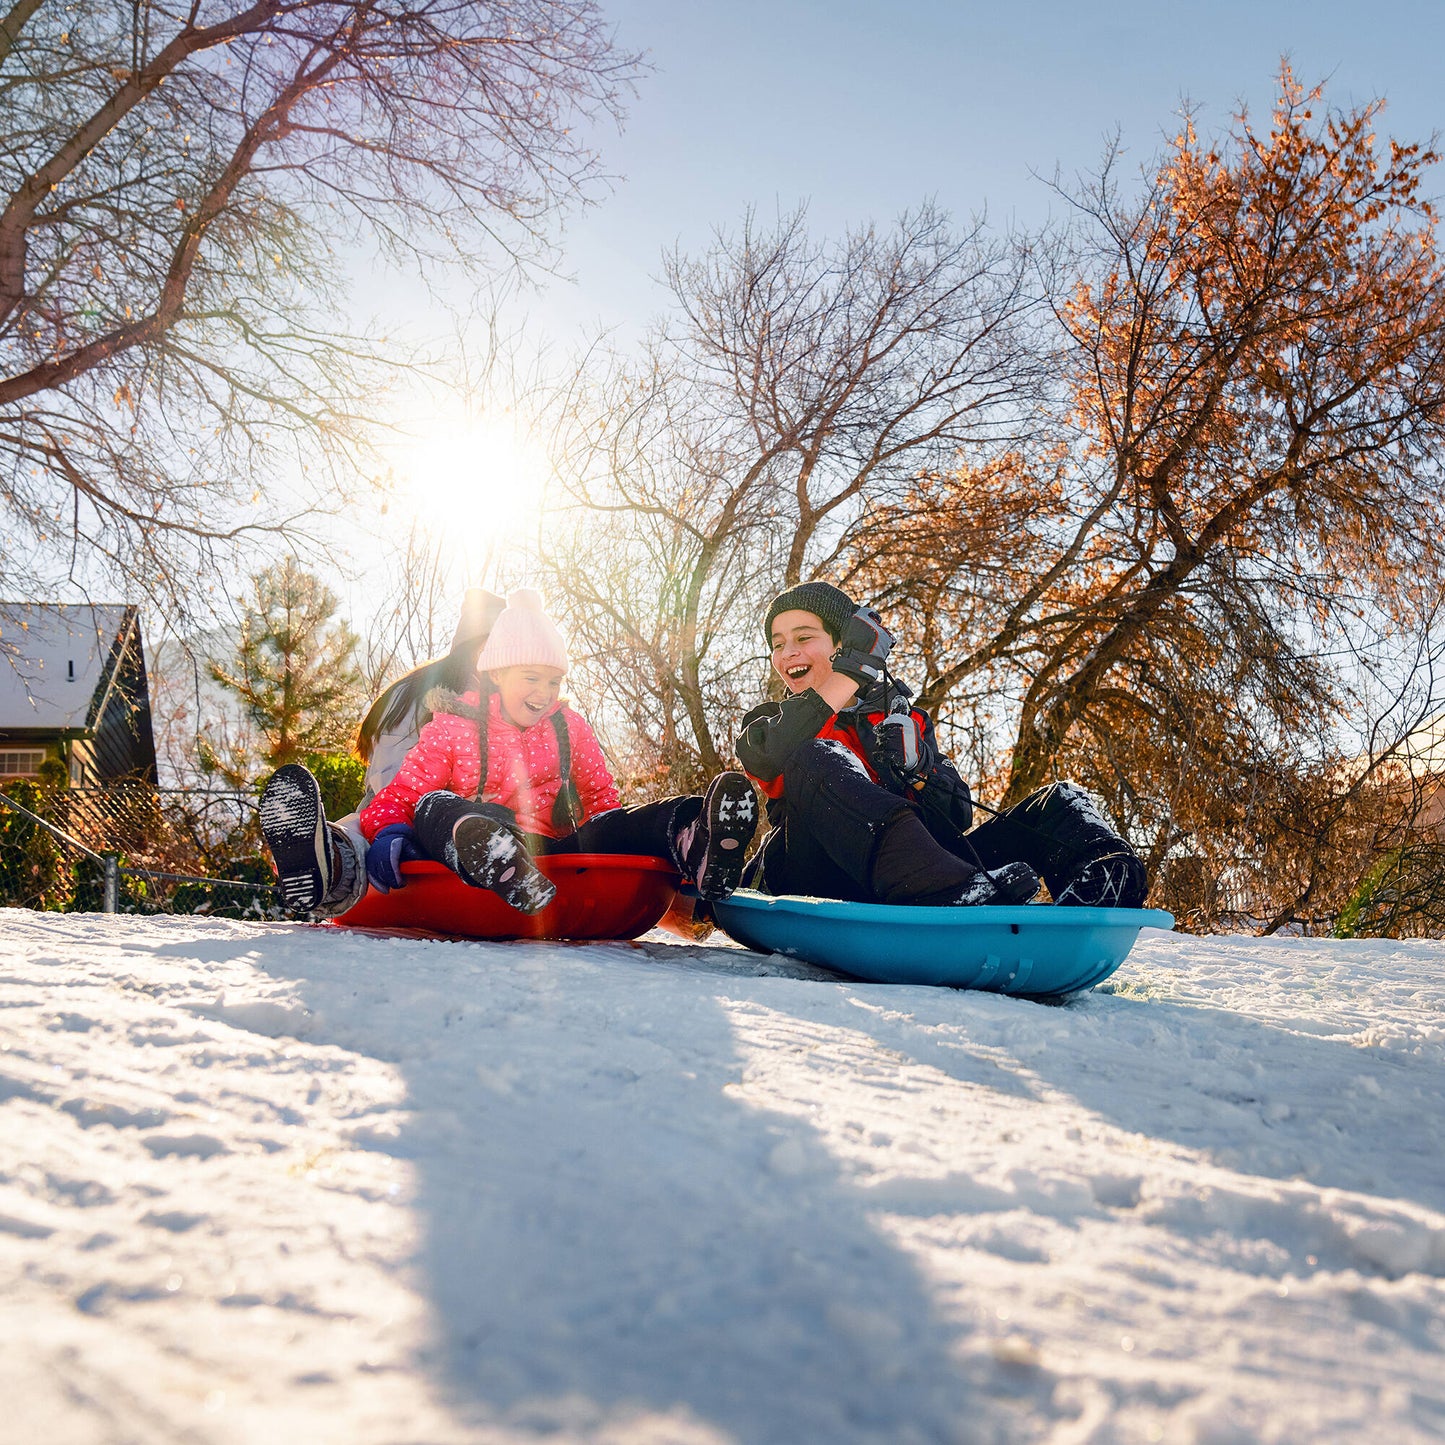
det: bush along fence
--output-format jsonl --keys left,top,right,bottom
{"left": 0, "top": 780, "right": 277, "bottom": 918}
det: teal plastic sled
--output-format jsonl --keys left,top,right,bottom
{"left": 710, "top": 889, "right": 1174, "bottom": 997}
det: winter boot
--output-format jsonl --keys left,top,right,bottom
{"left": 1054, "top": 851, "right": 1148, "bottom": 908}
{"left": 946, "top": 860, "right": 1042, "bottom": 907}
{"left": 991, "top": 782, "right": 1143, "bottom": 901}
{"left": 261, "top": 764, "right": 334, "bottom": 912}
{"left": 449, "top": 813, "right": 557, "bottom": 915}
{"left": 672, "top": 772, "right": 759, "bottom": 901}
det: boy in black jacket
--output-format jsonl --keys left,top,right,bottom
{"left": 736, "top": 581, "right": 1147, "bottom": 908}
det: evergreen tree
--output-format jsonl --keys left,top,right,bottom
{"left": 205, "top": 560, "right": 366, "bottom": 784}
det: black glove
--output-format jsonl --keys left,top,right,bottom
{"left": 875, "top": 708, "right": 935, "bottom": 786}
{"left": 831, "top": 607, "right": 895, "bottom": 688}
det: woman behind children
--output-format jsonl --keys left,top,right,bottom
{"left": 737, "top": 580, "right": 1148, "bottom": 909}
{"left": 260, "top": 587, "right": 505, "bottom": 917}
{"left": 321, "top": 587, "right": 757, "bottom": 915}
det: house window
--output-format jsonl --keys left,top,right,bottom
{"left": 0, "top": 749, "right": 46, "bottom": 777}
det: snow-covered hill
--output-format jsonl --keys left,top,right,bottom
{"left": 2, "top": 912, "right": 1442, "bottom": 1443}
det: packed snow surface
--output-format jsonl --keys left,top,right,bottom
{"left": 2, "top": 909, "right": 1444, "bottom": 1443}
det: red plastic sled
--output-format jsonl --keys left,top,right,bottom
{"left": 332, "top": 854, "right": 680, "bottom": 941}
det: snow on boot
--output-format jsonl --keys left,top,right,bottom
{"left": 1005, "top": 782, "right": 1140, "bottom": 896}
{"left": 673, "top": 772, "right": 759, "bottom": 901}
{"left": 260, "top": 764, "right": 332, "bottom": 912}
{"left": 1054, "top": 851, "right": 1148, "bottom": 908}
{"left": 449, "top": 813, "right": 556, "bottom": 915}
{"left": 950, "top": 860, "right": 1041, "bottom": 907}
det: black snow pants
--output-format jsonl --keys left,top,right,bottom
{"left": 411, "top": 789, "right": 700, "bottom": 873}
{"left": 749, "top": 739, "right": 1132, "bottom": 903}
{"left": 966, "top": 780, "right": 1136, "bottom": 900}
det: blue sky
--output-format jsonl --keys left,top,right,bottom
{"left": 337, "top": 1, "right": 1444, "bottom": 603}
{"left": 510, "top": 0, "right": 1444, "bottom": 347}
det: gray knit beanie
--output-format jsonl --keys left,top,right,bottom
{"left": 763, "top": 581, "right": 857, "bottom": 644}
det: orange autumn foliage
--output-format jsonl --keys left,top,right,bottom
{"left": 853, "top": 66, "right": 1445, "bottom": 931}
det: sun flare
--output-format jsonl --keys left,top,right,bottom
{"left": 387, "top": 412, "right": 552, "bottom": 567}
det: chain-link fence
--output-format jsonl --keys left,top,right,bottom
{"left": 0, "top": 781, "right": 278, "bottom": 917}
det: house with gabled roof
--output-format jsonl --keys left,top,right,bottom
{"left": 0, "top": 603, "right": 157, "bottom": 787}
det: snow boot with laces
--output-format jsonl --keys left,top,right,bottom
{"left": 947, "top": 859, "right": 1042, "bottom": 907}
{"left": 1054, "top": 851, "right": 1148, "bottom": 908}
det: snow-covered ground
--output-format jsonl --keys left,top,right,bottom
{"left": 2, "top": 910, "right": 1443, "bottom": 1444}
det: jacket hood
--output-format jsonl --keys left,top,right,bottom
{"left": 424, "top": 685, "right": 484, "bottom": 722}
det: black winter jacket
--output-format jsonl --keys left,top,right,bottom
{"left": 736, "top": 685, "right": 974, "bottom": 841}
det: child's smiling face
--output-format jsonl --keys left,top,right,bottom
{"left": 769, "top": 609, "right": 838, "bottom": 695}
{"left": 490, "top": 664, "right": 564, "bottom": 728}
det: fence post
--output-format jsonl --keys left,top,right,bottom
{"left": 102, "top": 856, "right": 119, "bottom": 914}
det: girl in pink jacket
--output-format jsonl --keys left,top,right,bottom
{"left": 277, "top": 589, "right": 757, "bottom": 916}
{"left": 260, "top": 586, "right": 503, "bottom": 918}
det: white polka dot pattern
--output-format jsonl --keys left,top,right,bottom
{"left": 359, "top": 691, "right": 620, "bottom": 840}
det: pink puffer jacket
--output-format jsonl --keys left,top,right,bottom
{"left": 358, "top": 688, "right": 620, "bottom": 840}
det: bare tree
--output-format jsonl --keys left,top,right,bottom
{"left": 357, "top": 521, "right": 458, "bottom": 695}
{"left": 0, "top": 0, "right": 638, "bottom": 619}
{"left": 538, "top": 203, "right": 1043, "bottom": 781}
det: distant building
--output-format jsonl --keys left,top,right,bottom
{"left": 0, "top": 604, "right": 158, "bottom": 787}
